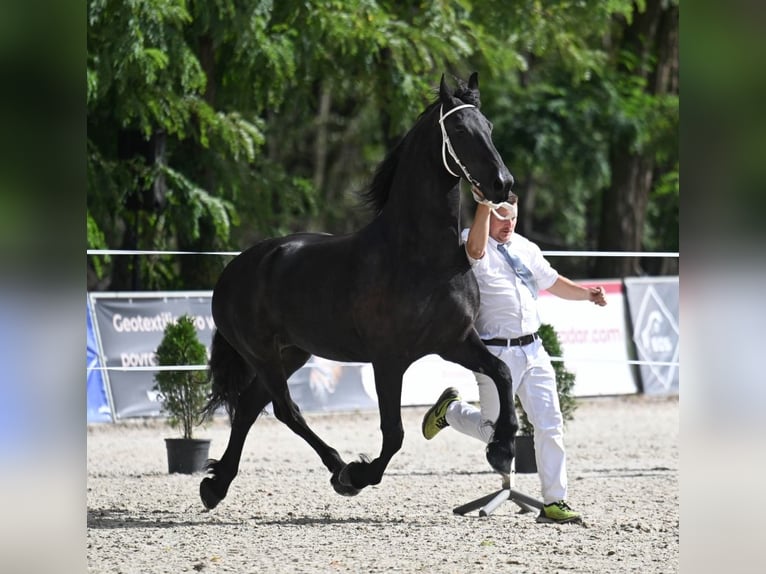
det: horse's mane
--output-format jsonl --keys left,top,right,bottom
{"left": 361, "top": 78, "right": 480, "bottom": 215}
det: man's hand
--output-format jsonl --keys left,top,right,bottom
{"left": 588, "top": 286, "right": 607, "bottom": 306}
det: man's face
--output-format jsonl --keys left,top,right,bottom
{"left": 489, "top": 205, "right": 517, "bottom": 244}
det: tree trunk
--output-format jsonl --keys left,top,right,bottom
{"left": 594, "top": 0, "right": 678, "bottom": 279}
{"left": 179, "top": 33, "right": 222, "bottom": 290}
{"left": 313, "top": 83, "right": 332, "bottom": 193}
{"left": 111, "top": 129, "right": 167, "bottom": 290}
{"left": 597, "top": 147, "right": 653, "bottom": 278}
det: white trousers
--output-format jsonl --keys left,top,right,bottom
{"left": 445, "top": 339, "right": 567, "bottom": 504}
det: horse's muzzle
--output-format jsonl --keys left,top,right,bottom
{"left": 492, "top": 169, "right": 514, "bottom": 200}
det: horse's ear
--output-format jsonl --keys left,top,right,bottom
{"left": 468, "top": 72, "right": 479, "bottom": 91}
{"left": 439, "top": 74, "right": 452, "bottom": 102}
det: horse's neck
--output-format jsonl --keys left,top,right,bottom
{"left": 379, "top": 167, "right": 463, "bottom": 259}
{"left": 370, "top": 114, "right": 465, "bottom": 259}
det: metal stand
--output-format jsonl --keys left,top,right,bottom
{"left": 452, "top": 471, "right": 544, "bottom": 517}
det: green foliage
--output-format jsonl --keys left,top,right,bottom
{"left": 153, "top": 315, "right": 211, "bottom": 439}
{"left": 644, "top": 165, "right": 679, "bottom": 252}
{"left": 86, "top": 211, "right": 110, "bottom": 279}
{"left": 87, "top": 0, "right": 267, "bottom": 289}
{"left": 88, "top": 0, "right": 204, "bottom": 138}
{"left": 87, "top": 0, "right": 678, "bottom": 289}
{"left": 488, "top": 79, "right": 612, "bottom": 247}
{"left": 515, "top": 323, "right": 578, "bottom": 436}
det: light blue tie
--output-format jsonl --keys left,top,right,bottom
{"left": 497, "top": 243, "right": 538, "bottom": 299}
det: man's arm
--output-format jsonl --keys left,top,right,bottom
{"left": 465, "top": 203, "right": 492, "bottom": 260}
{"left": 546, "top": 276, "right": 607, "bottom": 306}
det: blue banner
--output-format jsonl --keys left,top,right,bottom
{"left": 87, "top": 302, "right": 112, "bottom": 422}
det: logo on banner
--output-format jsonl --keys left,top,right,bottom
{"left": 633, "top": 286, "right": 679, "bottom": 392}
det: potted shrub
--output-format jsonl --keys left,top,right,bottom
{"left": 514, "top": 323, "right": 578, "bottom": 473}
{"left": 153, "top": 315, "right": 213, "bottom": 474}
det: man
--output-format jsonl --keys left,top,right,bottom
{"left": 422, "top": 193, "right": 607, "bottom": 524}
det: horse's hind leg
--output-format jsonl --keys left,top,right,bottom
{"left": 251, "top": 351, "right": 358, "bottom": 496}
{"left": 201, "top": 345, "right": 314, "bottom": 509}
{"left": 200, "top": 381, "right": 270, "bottom": 509}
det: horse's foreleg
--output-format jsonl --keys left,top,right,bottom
{"left": 439, "top": 333, "right": 517, "bottom": 475}
{"left": 200, "top": 380, "right": 269, "bottom": 509}
{"left": 338, "top": 363, "right": 405, "bottom": 491}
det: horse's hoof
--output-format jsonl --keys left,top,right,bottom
{"left": 486, "top": 441, "right": 512, "bottom": 475}
{"left": 331, "top": 472, "right": 360, "bottom": 497}
{"left": 200, "top": 477, "right": 223, "bottom": 509}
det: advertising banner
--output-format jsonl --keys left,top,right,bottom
{"left": 89, "top": 292, "right": 216, "bottom": 419}
{"left": 623, "top": 277, "right": 679, "bottom": 395}
{"left": 538, "top": 280, "right": 638, "bottom": 396}
{"left": 88, "top": 292, "right": 380, "bottom": 418}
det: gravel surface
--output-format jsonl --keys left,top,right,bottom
{"left": 87, "top": 395, "right": 678, "bottom": 573}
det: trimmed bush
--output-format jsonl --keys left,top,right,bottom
{"left": 153, "top": 315, "right": 211, "bottom": 439}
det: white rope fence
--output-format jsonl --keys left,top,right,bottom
{"left": 85, "top": 355, "right": 679, "bottom": 373}
{"left": 89, "top": 249, "right": 679, "bottom": 258}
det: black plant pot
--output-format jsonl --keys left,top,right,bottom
{"left": 514, "top": 434, "right": 537, "bottom": 474}
{"left": 164, "top": 438, "right": 211, "bottom": 474}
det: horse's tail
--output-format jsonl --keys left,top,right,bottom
{"left": 203, "top": 330, "right": 252, "bottom": 419}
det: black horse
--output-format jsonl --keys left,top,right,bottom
{"left": 200, "top": 73, "right": 516, "bottom": 510}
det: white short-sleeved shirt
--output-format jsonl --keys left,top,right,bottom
{"left": 461, "top": 229, "right": 559, "bottom": 339}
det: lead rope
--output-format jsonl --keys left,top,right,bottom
{"left": 458, "top": 182, "right": 462, "bottom": 246}
{"left": 472, "top": 187, "right": 514, "bottom": 219}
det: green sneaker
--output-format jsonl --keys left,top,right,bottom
{"left": 421, "top": 387, "right": 460, "bottom": 440}
{"left": 536, "top": 501, "right": 583, "bottom": 524}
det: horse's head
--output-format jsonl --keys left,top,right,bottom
{"left": 438, "top": 73, "right": 514, "bottom": 204}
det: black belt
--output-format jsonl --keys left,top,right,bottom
{"left": 482, "top": 332, "right": 540, "bottom": 347}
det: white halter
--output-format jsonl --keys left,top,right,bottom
{"left": 439, "top": 103, "right": 508, "bottom": 214}
{"left": 439, "top": 104, "right": 479, "bottom": 186}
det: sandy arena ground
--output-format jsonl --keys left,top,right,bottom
{"left": 87, "top": 395, "right": 678, "bottom": 573}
